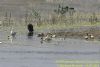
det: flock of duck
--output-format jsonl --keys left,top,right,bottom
{"left": 37, "top": 32, "right": 56, "bottom": 43}
{"left": 0, "top": 23, "right": 95, "bottom": 44}
{"left": 84, "top": 33, "right": 94, "bottom": 40}
{"left": 37, "top": 32, "right": 95, "bottom": 43}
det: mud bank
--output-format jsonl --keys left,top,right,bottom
{"left": 43, "top": 26, "right": 100, "bottom": 41}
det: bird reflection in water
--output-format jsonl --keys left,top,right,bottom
{"left": 27, "top": 32, "right": 34, "bottom": 39}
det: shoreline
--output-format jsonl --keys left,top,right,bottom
{"left": 40, "top": 26, "right": 100, "bottom": 41}
{"left": 1, "top": 25, "right": 100, "bottom": 41}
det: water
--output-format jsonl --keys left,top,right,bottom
{"left": 0, "top": 31, "right": 100, "bottom": 67}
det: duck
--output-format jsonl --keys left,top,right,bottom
{"left": 37, "top": 33, "right": 44, "bottom": 37}
{"left": 10, "top": 28, "right": 16, "bottom": 37}
{"left": 84, "top": 36, "right": 88, "bottom": 40}
{"left": 8, "top": 27, "right": 16, "bottom": 39}
{"left": 43, "top": 35, "right": 52, "bottom": 42}
{"left": 52, "top": 34, "right": 56, "bottom": 38}
{"left": 84, "top": 33, "right": 94, "bottom": 40}
{"left": 84, "top": 33, "right": 89, "bottom": 40}
{"left": 39, "top": 33, "right": 53, "bottom": 43}
{"left": 0, "top": 41, "right": 2, "bottom": 44}
{"left": 89, "top": 34, "right": 94, "bottom": 39}
{"left": 11, "top": 30, "right": 16, "bottom": 37}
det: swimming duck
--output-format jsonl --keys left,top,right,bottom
{"left": 10, "top": 27, "right": 16, "bottom": 38}
{"left": 0, "top": 42, "right": 2, "bottom": 44}
{"left": 89, "top": 34, "right": 94, "bottom": 39}
{"left": 37, "top": 33, "right": 44, "bottom": 37}
{"left": 51, "top": 34, "right": 56, "bottom": 38}
{"left": 43, "top": 35, "right": 52, "bottom": 41}
{"left": 84, "top": 33, "right": 94, "bottom": 40}
{"left": 84, "top": 33, "right": 89, "bottom": 40}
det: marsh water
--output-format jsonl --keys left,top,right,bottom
{"left": 0, "top": 30, "right": 100, "bottom": 67}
